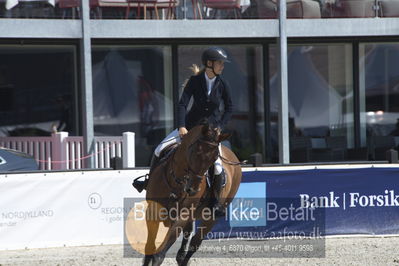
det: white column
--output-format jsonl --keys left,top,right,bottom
{"left": 278, "top": 0, "right": 290, "bottom": 164}
{"left": 51, "top": 132, "right": 69, "bottom": 170}
{"left": 123, "top": 132, "right": 135, "bottom": 168}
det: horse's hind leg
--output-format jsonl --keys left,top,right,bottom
{"left": 176, "top": 222, "right": 194, "bottom": 264}
{"left": 179, "top": 219, "right": 216, "bottom": 266}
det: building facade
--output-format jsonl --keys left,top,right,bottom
{"left": 0, "top": 0, "right": 399, "bottom": 166}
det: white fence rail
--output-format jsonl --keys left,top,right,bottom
{"left": 93, "top": 136, "right": 123, "bottom": 169}
{"left": 0, "top": 132, "right": 135, "bottom": 170}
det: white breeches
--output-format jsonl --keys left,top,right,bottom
{"left": 154, "top": 128, "right": 223, "bottom": 175}
{"left": 154, "top": 129, "right": 180, "bottom": 157}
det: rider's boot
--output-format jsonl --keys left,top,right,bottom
{"left": 212, "top": 169, "right": 227, "bottom": 217}
{"left": 132, "top": 154, "right": 160, "bottom": 193}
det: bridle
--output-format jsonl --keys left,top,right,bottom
{"left": 167, "top": 137, "right": 219, "bottom": 197}
{"left": 193, "top": 138, "right": 219, "bottom": 148}
{"left": 194, "top": 137, "right": 243, "bottom": 166}
{"left": 219, "top": 155, "right": 243, "bottom": 165}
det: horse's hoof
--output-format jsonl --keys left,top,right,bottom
{"left": 177, "top": 260, "right": 190, "bottom": 266}
{"left": 142, "top": 255, "right": 153, "bottom": 266}
{"left": 176, "top": 253, "right": 185, "bottom": 265}
{"left": 213, "top": 204, "right": 226, "bottom": 217}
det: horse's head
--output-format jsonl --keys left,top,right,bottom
{"left": 182, "top": 123, "right": 230, "bottom": 196}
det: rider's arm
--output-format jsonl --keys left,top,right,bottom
{"left": 220, "top": 80, "right": 233, "bottom": 130}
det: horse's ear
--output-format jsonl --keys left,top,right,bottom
{"left": 217, "top": 132, "right": 231, "bottom": 143}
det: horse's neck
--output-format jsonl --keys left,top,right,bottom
{"left": 172, "top": 143, "right": 188, "bottom": 175}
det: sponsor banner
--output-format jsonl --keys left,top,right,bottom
{"left": 1, "top": 166, "right": 398, "bottom": 251}
{"left": 211, "top": 167, "right": 399, "bottom": 238}
{"left": 0, "top": 170, "right": 146, "bottom": 250}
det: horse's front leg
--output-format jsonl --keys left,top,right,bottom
{"left": 151, "top": 221, "right": 187, "bottom": 266}
{"left": 142, "top": 255, "right": 154, "bottom": 266}
{"left": 142, "top": 200, "right": 162, "bottom": 266}
{"left": 176, "top": 221, "right": 194, "bottom": 264}
{"left": 143, "top": 218, "right": 159, "bottom": 266}
{"left": 179, "top": 219, "right": 216, "bottom": 266}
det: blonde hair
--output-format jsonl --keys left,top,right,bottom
{"left": 181, "top": 64, "right": 205, "bottom": 90}
{"left": 189, "top": 64, "right": 203, "bottom": 76}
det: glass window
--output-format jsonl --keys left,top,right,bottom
{"left": 91, "top": 46, "right": 173, "bottom": 166}
{"left": 177, "top": 45, "right": 265, "bottom": 163}
{"left": 359, "top": 43, "right": 399, "bottom": 160}
{"left": 270, "top": 43, "right": 354, "bottom": 163}
{"left": 0, "top": 45, "right": 77, "bottom": 136}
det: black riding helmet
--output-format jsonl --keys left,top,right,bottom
{"left": 201, "top": 47, "right": 230, "bottom": 66}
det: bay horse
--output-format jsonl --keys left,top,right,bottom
{"left": 140, "top": 123, "right": 242, "bottom": 266}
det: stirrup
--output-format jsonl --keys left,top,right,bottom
{"left": 132, "top": 174, "right": 149, "bottom": 193}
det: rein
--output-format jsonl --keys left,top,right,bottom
{"left": 190, "top": 137, "right": 243, "bottom": 166}
{"left": 219, "top": 154, "right": 246, "bottom": 165}
{"left": 168, "top": 151, "right": 202, "bottom": 191}
{"left": 168, "top": 152, "right": 187, "bottom": 186}
{"left": 188, "top": 138, "right": 219, "bottom": 149}
{"left": 161, "top": 152, "right": 187, "bottom": 201}
{"left": 162, "top": 129, "right": 248, "bottom": 201}
{"left": 197, "top": 138, "right": 219, "bottom": 147}
{"left": 166, "top": 137, "right": 218, "bottom": 196}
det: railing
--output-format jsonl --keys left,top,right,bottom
{"left": 0, "top": 132, "right": 135, "bottom": 170}
{"left": 0, "top": 136, "right": 53, "bottom": 170}
{"left": 2, "top": 0, "right": 399, "bottom": 20}
{"left": 92, "top": 136, "right": 123, "bottom": 169}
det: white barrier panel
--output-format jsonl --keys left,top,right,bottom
{"left": 1, "top": 165, "right": 394, "bottom": 250}
{"left": 0, "top": 169, "right": 147, "bottom": 250}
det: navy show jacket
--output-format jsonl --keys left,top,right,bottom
{"left": 177, "top": 72, "right": 233, "bottom": 130}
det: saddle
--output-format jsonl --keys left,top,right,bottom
{"left": 152, "top": 143, "right": 180, "bottom": 172}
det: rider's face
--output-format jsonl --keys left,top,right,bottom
{"left": 212, "top": 60, "right": 225, "bottom": 75}
{"left": 207, "top": 60, "right": 225, "bottom": 75}
{"left": 214, "top": 60, "right": 224, "bottom": 75}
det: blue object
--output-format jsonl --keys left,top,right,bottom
{"left": 0, "top": 148, "right": 39, "bottom": 172}
{"left": 208, "top": 168, "right": 399, "bottom": 238}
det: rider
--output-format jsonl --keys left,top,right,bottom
{"left": 133, "top": 47, "right": 233, "bottom": 215}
